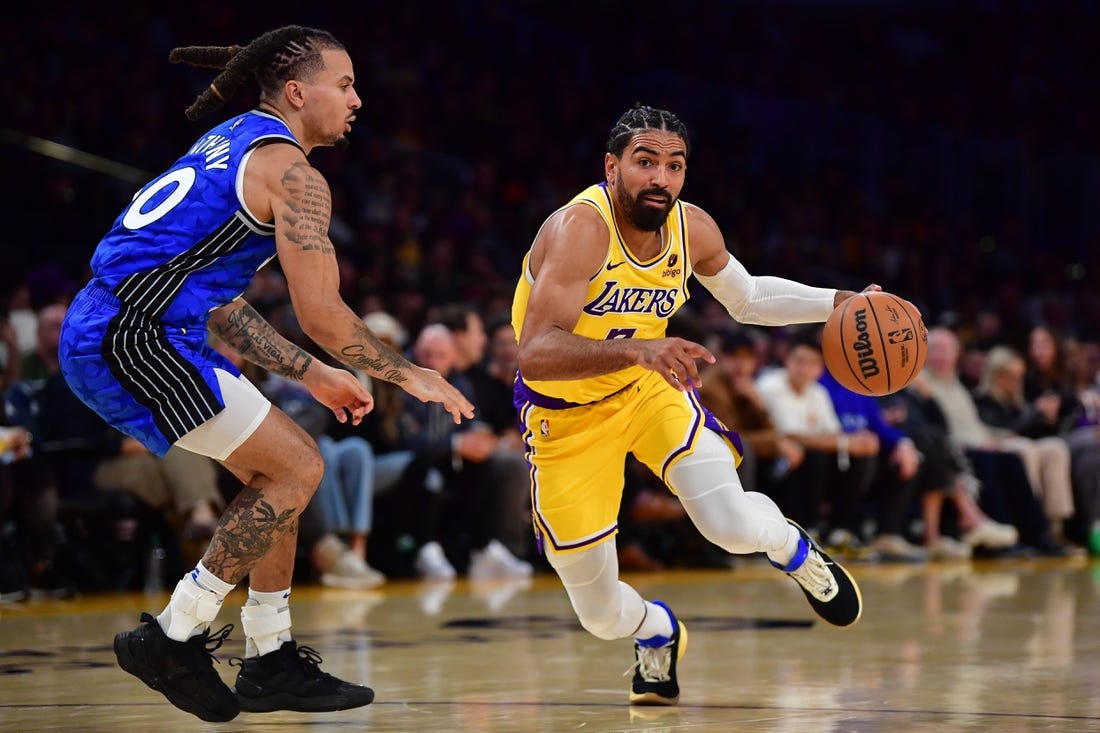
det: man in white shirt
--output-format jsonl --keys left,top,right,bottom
{"left": 756, "top": 330, "right": 879, "bottom": 557}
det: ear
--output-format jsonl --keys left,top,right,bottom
{"left": 604, "top": 152, "right": 617, "bottom": 186}
{"left": 284, "top": 80, "right": 306, "bottom": 111}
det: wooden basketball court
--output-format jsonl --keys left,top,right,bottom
{"left": 2, "top": 556, "right": 1099, "bottom": 732}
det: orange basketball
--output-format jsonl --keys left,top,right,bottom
{"left": 821, "top": 291, "right": 928, "bottom": 396}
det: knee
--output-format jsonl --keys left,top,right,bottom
{"left": 301, "top": 448, "right": 325, "bottom": 491}
{"left": 579, "top": 615, "right": 622, "bottom": 641}
{"left": 286, "top": 443, "right": 325, "bottom": 502}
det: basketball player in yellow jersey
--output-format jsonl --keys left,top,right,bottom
{"left": 512, "top": 105, "right": 879, "bottom": 706}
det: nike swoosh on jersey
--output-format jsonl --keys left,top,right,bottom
{"left": 605, "top": 261, "right": 626, "bottom": 270}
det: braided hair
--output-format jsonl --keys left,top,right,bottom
{"left": 169, "top": 25, "right": 345, "bottom": 121}
{"left": 606, "top": 104, "right": 690, "bottom": 158}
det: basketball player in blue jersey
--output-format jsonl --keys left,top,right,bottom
{"left": 57, "top": 26, "right": 474, "bottom": 722}
{"left": 512, "top": 104, "right": 879, "bottom": 705}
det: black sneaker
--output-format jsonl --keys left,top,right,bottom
{"left": 771, "top": 520, "right": 863, "bottom": 627}
{"left": 29, "top": 561, "right": 78, "bottom": 600}
{"left": 233, "top": 640, "right": 375, "bottom": 713}
{"left": 627, "top": 600, "right": 688, "bottom": 706}
{"left": 114, "top": 612, "right": 239, "bottom": 722}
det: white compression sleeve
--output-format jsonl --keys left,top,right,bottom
{"left": 694, "top": 255, "right": 837, "bottom": 326}
{"left": 667, "top": 430, "right": 799, "bottom": 560}
{"left": 547, "top": 542, "right": 671, "bottom": 641}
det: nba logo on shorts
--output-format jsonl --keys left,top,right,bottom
{"left": 540, "top": 419, "right": 550, "bottom": 437}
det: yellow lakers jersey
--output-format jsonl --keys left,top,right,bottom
{"left": 512, "top": 182, "right": 693, "bottom": 404}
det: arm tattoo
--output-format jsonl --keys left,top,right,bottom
{"left": 331, "top": 322, "right": 412, "bottom": 385}
{"left": 210, "top": 302, "right": 313, "bottom": 380}
{"left": 280, "top": 162, "right": 335, "bottom": 254}
{"left": 201, "top": 486, "right": 298, "bottom": 584}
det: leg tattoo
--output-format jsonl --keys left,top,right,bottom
{"left": 201, "top": 486, "right": 298, "bottom": 584}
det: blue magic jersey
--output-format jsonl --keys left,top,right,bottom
{"left": 89, "top": 110, "right": 299, "bottom": 327}
{"left": 59, "top": 111, "right": 301, "bottom": 455}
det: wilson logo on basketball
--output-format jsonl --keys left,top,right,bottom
{"left": 852, "top": 308, "right": 881, "bottom": 378}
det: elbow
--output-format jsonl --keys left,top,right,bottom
{"left": 298, "top": 315, "right": 333, "bottom": 344}
{"left": 296, "top": 303, "right": 345, "bottom": 346}
{"left": 723, "top": 298, "right": 755, "bottom": 324}
{"left": 517, "top": 336, "right": 559, "bottom": 381}
{"left": 299, "top": 320, "right": 344, "bottom": 358}
{"left": 516, "top": 348, "right": 545, "bottom": 381}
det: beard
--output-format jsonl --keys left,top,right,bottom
{"left": 334, "top": 134, "right": 350, "bottom": 151}
{"left": 615, "top": 176, "right": 673, "bottom": 232}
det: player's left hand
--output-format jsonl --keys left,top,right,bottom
{"left": 303, "top": 362, "right": 374, "bottom": 425}
{"left": 403, "top": 366, "right": 476, "bottom": 424}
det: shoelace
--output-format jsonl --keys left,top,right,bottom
{"left": 230, "top": 644, "right": 331, "bottom": 679}
{"left": 294, "top": 645, "right": 325, "bottom": 672}
{"left": 791, "top": 550, "right": 837, "bottom": 599}
{"left": 623, "top": 642, "right": 672, "bottom": 682}
{"left": 190, "top": 622, "right": 234, "bottom": 666}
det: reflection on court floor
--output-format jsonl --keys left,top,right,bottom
{"left": 2, "top": 558, "right": 1099, "bottom": 732}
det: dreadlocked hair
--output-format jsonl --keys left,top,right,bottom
{"left": 606, "top": 103, "right": 690, "bottom": 158}
{"left": 169, "top": 25, "right": 344, "bottom": 121}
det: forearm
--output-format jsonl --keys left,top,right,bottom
{"left": 696, "top": 256, "right": 836, "bottom": 326}
{"left": 518, "top": 327, "right": 640, "bottom": 381}
{"left": 306, "top": 312, "right": 414, "bottom": 387}
{"left": 208, "top": 300, "right": 313, "bottom": 380}
{"left": 787, "top": 432, "right": 839, "bottom": 452}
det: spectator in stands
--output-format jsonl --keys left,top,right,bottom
{"left": 913, "top": 327, "right": 1075, "bottom": 556}
{"left": 20, "top": 304, "right": 66, "bottom": 381}
{"left": 974, "top": 345, "right": 1080, "bottom": 552}
{"left": 436, "top": 303, "right": 533, "bottom": 563}
{"left": 698, "top": 326, "right": 805, "bottom": 496}
{"left": 0, "top": 307, "right": 21, "bottom": 394}
{"left": 0, "top": 415, "right": 69, "bottom": 600}
{"left": 879, "top": 391, "right": 1018, "bottom": 560}
{"left": 397, "top": 323, "right": 533, "bottom": 579}
{"left": 1023, "top": 325, "right": 1083, "bottom": 435}
{"left": 3, "top": 280, "right": 37, "bottom": 360}
{"left": 818, "top": 366, "right": 927, "bottom": 562}
{"left": 755, "top": 328, "right": 880, "bottom": 560}
{"left": 1061, "top": 336, "right": 1100, "bottom": 553}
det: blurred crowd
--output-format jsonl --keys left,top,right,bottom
{"left": 4, "top": 278, "right": 1099, "bottom": 601}
{"left": 3, "top": 1, "right": 1100, "bottom": 600}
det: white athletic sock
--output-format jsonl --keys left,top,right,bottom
{"left": 634, "top": 600, "right": 675, "bottom": 642}
{"left": 765, "top": 524, "right": 805, "bottom": 569}
{"left": 157, "top": 562, "right": 235, "bottom": 641}
{"left": 242, "top": 588, "right": 293, "bottom": 658}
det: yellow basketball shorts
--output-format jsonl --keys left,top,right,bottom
{"left": 514, "top": 369, "right": 742, "bottom": 555}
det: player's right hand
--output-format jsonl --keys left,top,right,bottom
{"left": 405, "top": 366, "right": 476, "bottom": 424}
{"left": 635, "top": 337, "right": 716, "bottom": 391}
